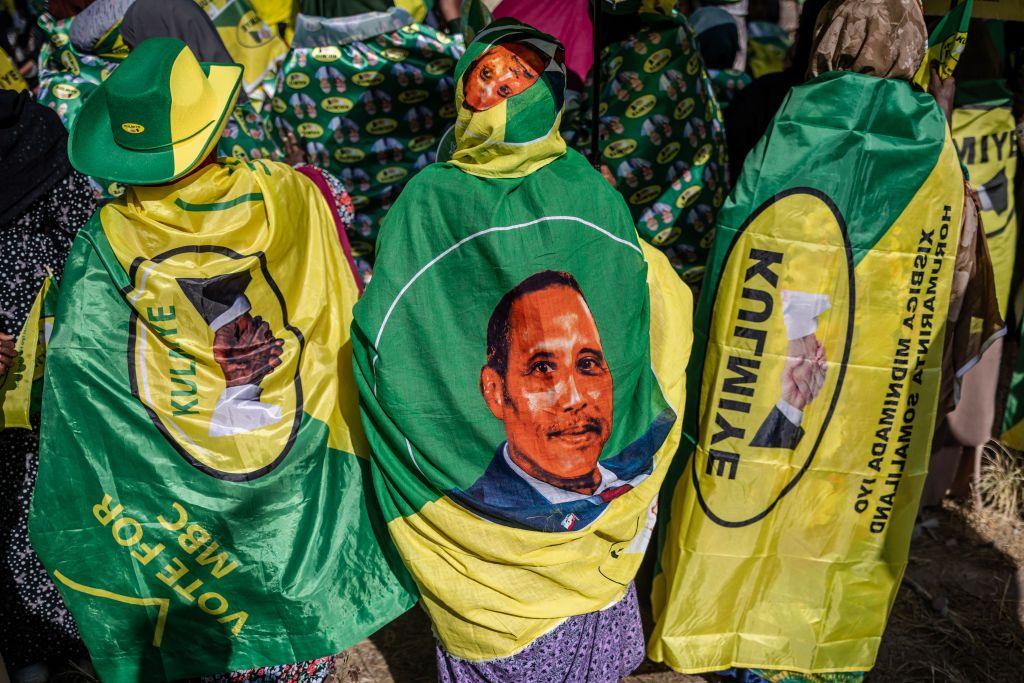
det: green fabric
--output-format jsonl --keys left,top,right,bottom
{"left": 36, "top": 16, "right": 283, "bottom": 200}
{"left": 68, "top": 38, "right": 242, "bottom": 185}
{"left": 271, "top": 13, "right": 459, "bottom": 270}
{"left": 28, "top": 214, "right": 416, "bottom": 682}
{"left": 571, "top": 12, "right": 727, "bottom": 285}
{"left": 708, "top": 68, "right": 751, "bottom": 109}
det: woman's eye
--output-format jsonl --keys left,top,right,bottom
{"left": 578, "top": 357, "right": 604, "bottom": 373}
{"left": 498, "top": 85, "right": 512, "bottom": 97}
{"left": 530, "top": 361, "right": 555, "bottom": 375}
{"left": 481, "top": 67, "right": 492, "bottom": 79}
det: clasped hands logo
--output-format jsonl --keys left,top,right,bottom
{"left": 129, "top": 249, "right": 302, "bottom": 481}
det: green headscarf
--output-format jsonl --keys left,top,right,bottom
{"left": 444, "top": 19, "right": 567, "bottom": 177}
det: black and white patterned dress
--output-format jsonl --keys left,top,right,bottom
{"left": 0, "top": 170, "right": 96, "bottom": 671}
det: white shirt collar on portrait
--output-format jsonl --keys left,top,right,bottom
{"left": 502, "top": 443, "right": 622, "bottom": 505}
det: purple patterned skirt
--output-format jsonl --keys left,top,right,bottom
{"left": 436, "top": 582, "right": 644, "bottom": 683}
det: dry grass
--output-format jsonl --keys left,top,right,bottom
{"left": 975, "top": 441, "right": 1024, "bottom": 521}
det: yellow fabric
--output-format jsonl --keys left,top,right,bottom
{"left": 168, "top": 56, "right": 243, "bottom": 178}
{"left": 249, "top": 0, "right": 294, "bottom": 26}
{"left": 101, "top": 159, "right": 366, "bottom": 475}
{"left": 0, "top": 47, "right": 27, "bottom": 92}
{"left": 395, "top": 0, "right": 429, "bottom": 22}
{"left": 385, "top": 241, "right": 692, "bottom": 660}
{"left": 0, "top": 277, "right": 51, "bottom": 429}
{"left": 649, "top": 136, "right": 964, "bottom": 673}
{"left": 197, "top": 0, "right": 288, "bottom": 98}
{"left": 952, "top": 102, "right": 1017, "bottom": 318}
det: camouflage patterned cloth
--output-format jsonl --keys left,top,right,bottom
{"left": 270, "top": 8, "right": 461, "bottom": 275}
{"left": 573, "top": 11, "right": 727, "bottom": 286}
{"left": 808, "top": 0, "right": 927, "bottom": 81}
{"left": 35, "top": 13, "right": 282, "bottom": 202}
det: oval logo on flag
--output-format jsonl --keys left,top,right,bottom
{"left": 366, "top": 118, "right": 397, "bottom": 135}
{"left": 409, "top": 134, "right": 436, "bottom": 153}
{"left": 286, "top": 72, "right": 310, "bottom": 89}
{"left": 691, "top": 189, "right": 853, "bottom": 527}
{"left": 644, "top": 48, "right": 672, "bottom": 74}
{"left": 657, "top": 141, "right": 681, "bottom": 165}
{"left": 353, "top": 71, "right": 384, "bottom": 87}
{"left": 652, "top": 226, "right": 681, "bottom": 246}
{"left": 383, "top": 47, "right": 409, "bottom": 62}
{"left": 607, "top": 55, "right": 624, "bottom": 78}
{"left": 439, "top": 102, "right": 457, "bottom": 119}
{"left": 321, "top": 96, "right": 353, "bottom": 113}
{"left": 271, "top": 97, "right": 286, "bottom": 113}
{"left": 127, "top": 248, "right": 304, "bottom": 481}
{"left": 626, "top": 94, "right": 657, "bottom": 119}
{"left": 676, "top": 184, "right": 701, "bottom": 209}
{"left": 53, "top": 83, "right": 80, "bottom": 100}
{"left": 312, "top": 46, "right": 341, "bottom": 62}
{"left": 297, "top": 122, "right": 324, "bottom": 138}
{"left": 351, "top": 194, "right": 370, "bottom": 208}
{"left": 121, "top": 122, "right": 145, "bottom": 134}
{"left": 426, "top": 57, "right": 455, "bottom": 75}
{"left": 399, "top": 89, "right": 429, "bottom": 105}
{"left": 630, "top": 185, "right": 661, "bottom": 205}
{"left": 694, "top": 143, "right": 713, "bottom": 166}
{"left": 674, "top": 97, "right": 695, "bottom": 120}
{"left": 686, "top": 53, "right": 701, "bottom": 75}
{"left": 334, "top": 146, "right": 365, "bottom": 163}
{"left": 604, "top": 138, "right": 638, "bottom": 160}
{"left": 376, "top": 167, "right": 408, "bottom": 184}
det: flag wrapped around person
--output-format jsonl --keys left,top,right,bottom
{"left": 352, "top": 19, "right": 693, "bottom": 662}
{"left": 649, "top": 66, "right": 1000, "bottom": 674}
{"left": 28, "top": 154, "right": 416, "bottom": 681}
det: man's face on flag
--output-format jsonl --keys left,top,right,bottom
{"left": 481, "top": 284, "right": 614, "bottom": 486}
{"left": 462, "top": 42, "right": 545, "bottom": 112}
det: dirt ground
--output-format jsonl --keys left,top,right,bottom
{"left": 337, "top": 502, "right": 1024, "bottom": 683}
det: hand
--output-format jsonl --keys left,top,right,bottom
{"left": 0, "top": 333, "right": 14, "bottom": 376}
{"left": 780, "top": 334, "right": 827, "bottom": 410}
{"left": 928, "top": 63, "right": 956, "bottom": 123}
{"left": 600, "top": 164, "right": 618, "bottom": 188}
{"left": 281, "top": 130, "right": 307, "bottom": 166}
{"left": 213, "top": 314, "right": 284, "bottom": 387}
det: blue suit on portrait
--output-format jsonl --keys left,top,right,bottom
{"left": 448, "top": 408, "right": 676, "bottom": 532}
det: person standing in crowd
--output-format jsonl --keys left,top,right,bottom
{"left": 576, "top": 1, "right": 727, "bottom": 286}
{"left": 723, "top": 0, "right": 828, "bottom": 185}
{"left": 49, "top": 37, "right": 369, "bottom": 682}
{"left": 0, "top": 88, "right": 95, "bottom": 683}
{"left": 690, "top": 5, "right": 751, "bottom": 108}
{"left": 688, "top": 0, "right": 999, "bottom": 675}
{"left": 353, "top": 19, "right": 693, "bottom": 683}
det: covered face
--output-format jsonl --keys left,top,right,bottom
{"left": 481, "top": 271, "right": 614, "bottom": 489}
{"left": 462, "top": 42, "right": 547, "bottom": 112}
{"left": 808, "top": 0, "right": 927, "bottom": 80}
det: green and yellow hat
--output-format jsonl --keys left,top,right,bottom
{"left": 69, "top": 38, "right": 242, "bottom": 186}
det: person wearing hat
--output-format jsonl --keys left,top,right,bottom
{"left": 58, "top": 37, "right": 362, "bottom": 682}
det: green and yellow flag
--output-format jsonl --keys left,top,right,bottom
{"left": 0, "top": 276, "right": 57, "bottom": 429}
{"left": 914, "top": 0, "right": 972, "bottom": 90}
{"left": 650, "top": 71, "right": 972, "bottom": 674}
{"left": 952, "top": 80, "right": 1018, "bottom": 319}
{"left": 353, "top": 21, "right": 693, "bottom": 661}
{"left": 28, "top": 160, "right": 416, "bottom": 681}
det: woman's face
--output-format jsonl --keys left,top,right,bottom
{"left": 463, "top": 43, "right": 546, "bottom": 112}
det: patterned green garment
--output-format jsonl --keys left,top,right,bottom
{"left": 573, "top": 11, "right": 727, "bottom": 286}
{"left": 270, "top": 9, "right": 460, "bottom": 277}
{"left": 35, "top": 14, "right": 282, "bottom": 202}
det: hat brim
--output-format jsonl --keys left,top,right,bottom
{"left": 69, "top": 62, "right": 243, "bottom": 186}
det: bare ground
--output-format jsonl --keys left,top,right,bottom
{"left": 336, "top": 501, "right": 1024, "bottom": 683}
